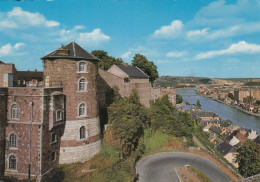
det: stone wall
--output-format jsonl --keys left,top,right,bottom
{"left": 0, "top": 88, "right": 7, "bottom": 179}
{"left": 0, "top": 64, "right": 17, "bottom": 87}
{"left": 59, "top": 117, "right": 101, "bottom": 164}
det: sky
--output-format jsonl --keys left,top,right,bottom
{"left": 0, "top": 0, "right": 260, "bottom": 78}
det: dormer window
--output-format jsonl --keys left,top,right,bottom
{"left": 78, "top": 61, "right": 87, "bottom": 73}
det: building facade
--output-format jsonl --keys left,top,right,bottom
{"left": 0, "top": 42, "right": 102, "bottom": 181}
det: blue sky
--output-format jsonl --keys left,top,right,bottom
{"left": 1, "top": 0, "right": 260, "bottom": 78}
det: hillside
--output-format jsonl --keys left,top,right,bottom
{"left": 154, "top": 76, "right": 212, "bottom": 88}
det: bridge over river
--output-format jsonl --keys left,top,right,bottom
{"left": 177, "top": 88, "right": 260, "bottom": 134}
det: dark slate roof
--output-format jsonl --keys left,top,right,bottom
{"left": 116, "top": 65, "right": 149, "bottom": 78}
{"left": 209, "top": 126, "right": 222, "bottom": 135}
{"left": 192, "top": 111, "right": 218, "bottom": 118}
{"left": 217, "top": 142, "right": 237, "bottom": 156}
{"left": 41, "top": 41, "right": 99, "bottom": 61}
{"left": 254, "top": 136, "right": 260, "bottom": 145}
{"left": 199, "top": 120, "right": 230, "bottom": 126}
{"left": 16, "top": 71, "right": 43, "bottom": 81}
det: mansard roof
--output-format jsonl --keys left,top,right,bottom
{"left": 41, "top": 41, "right": 99, "bottom": 61}
{"left": 116, "top": 64, "right": 149, "bottom": 78}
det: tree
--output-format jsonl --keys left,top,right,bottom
{"left": 236, "top": 140, "right": 260, "bottom": 177}
{"left": 243, "top": 96, "right": 253, "bottom": 104}
{"left": 91, "top": 50, "right": 123, "bottom": 70}
{"left": 132, "top": 54, "right": 158, "bottom": 83}
{"left": 196, "top": 100, "right": 201, "bottom": 109}
{"left": 108, "top": 91, "right": 148, "bottom": 157}
{"left": 177, "top": 111, "right": 194, "bottom": 136}
{"left": 176, "top": 94, "right": 183, "bottom": 104}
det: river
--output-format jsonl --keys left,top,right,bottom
{"left": 177, "top": 87, "right": 260, "bottom": 134}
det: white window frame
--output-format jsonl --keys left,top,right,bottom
{"left": 8, "top": 154, "right": 17, "bottom": 171}
{"left": 77, "top": 61, "right": 88, "bottom": 73}
{"left": 77, "top": 102, "right": 88, "bottom": 117}
{"left": 56, "top": 110, "right": 63, "bottom": 122}
{"left": 77, "top": 77, "right": 88, "bottom": 92}
{"left": 11, "top": 104, "right": 19, "bottom": 120}
{"left": 8, "top": 133, "right": 17, "bottom": 149}
{"left": 51, "top": 133, "right": 57, "bottom": 144}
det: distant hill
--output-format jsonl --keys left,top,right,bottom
{"left": 154, "top": 76, "right": 212, "bottom": 88}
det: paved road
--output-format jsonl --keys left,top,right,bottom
{"left": 136, "top": 152, "right": 232, "bottom": 182}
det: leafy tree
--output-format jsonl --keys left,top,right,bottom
{"left": 132, "top": 54, "right": 158, "bottom": 83}
{"left": 177, "top": 111, "right": 194, "bottom": 136}
{"left": 176, "top": 94, "right": 183, "bottom": 104}
{"left": 91, "top": 50, "right": 123, "bottom": 70}
{"left": 243, "top": 96, "right": 253, "bottom": 104}
{"left": 196, "top": 100, "right": 201, "bottom": 109}
{"left": 108, "top": 91, "right": 148, "bottom": 157}
{"left": 228, "top": 93, "right": 234, "bottom": 100}
{"left": 149, "top": 95, "right": 189, "bottom": 137}
{"left": 236, "top": 140, "right": 260, "bottom": 177}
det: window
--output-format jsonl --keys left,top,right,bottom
{"left": 11, "top": 104, "right": 19, "bottom": 119}
{"left": 9, "top": 133, "right": 17, "bottom": 148}
{"left": 9, "top": 155, "right": 17, "bottom": 170}
{"left": 80, "top": 126, "right": 86, "bottom": 139}
{"left": 78, "top": 78, "right": 86, "bottom": 91}
{"left": 51, "top": 133, "right": 57, "bottom": 144}
{"left": 78, "top": 103, "right": 87, "bottom": 116}
{"left": 51, "top": 152, "right": 56, "bottom": 162}
{"left": 56, "top": 110, "right": 63, "bottom": 121}
{"left": 78, "top": 62, "right": 86, "bottom": 72}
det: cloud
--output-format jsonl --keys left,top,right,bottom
{"left": 59, "top": 26, "right": 111, "bottom": 46}
{"left": 153, "top": 20, "right": 183, "bottom": 39}
{"left": 195, "top": 41, "right": 260, "bottom": 59}
{"left": 77, "top": 28, "right": 110, "bottom": 46}
{"left": 0, "top": 7, "right": 59, "bottom": 29}
{"left": 187, "top": 28, "right": 209, "bottom": 39}
{"left": 166, "top": 51, "right": 187, "bottom": 58}
{"left": 0, "top": 43, "right": 26, "bottom": 57}
{"left": 121, "top": 51, "right": 133, "bottom": 59}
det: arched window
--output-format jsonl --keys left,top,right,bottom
{"left": 80, "top": 126, "right": 86, "bottom": 139}
{"left": 9, "top": 155, "right": 17, "bottom": 170}
{"left": 11, "top": 104, "right": 19, "bottom": 119}
{"left": 78, "top": 78, "right": 86, "bottom": 91}
{"left": 78, "top": 62, "right": 86, "bottom": 72}
{"left": 9, "top": 133, "right": 17, "bottom": 148}
{"left": 78, "top": 103, "right": 87, "bottom": 116}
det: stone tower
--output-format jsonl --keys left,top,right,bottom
{"left": 42, "top": 42, "right": 101, "bottom": 164}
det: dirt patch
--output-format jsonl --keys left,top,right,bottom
{"left": 176, "top": 167, "right": 204, "bottom": 182}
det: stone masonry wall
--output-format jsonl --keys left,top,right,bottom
{"left": 59, "top": 117, "right": 101, "bottom": 164}
{"left": 0, "top": 88, "right": 7, "bottom": 179}
{"left": 0, "top": 64, "right": 17, "bottom": 87}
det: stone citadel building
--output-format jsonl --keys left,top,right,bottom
{"left": 0, "top": 42, "right": 175, "bottom": 181}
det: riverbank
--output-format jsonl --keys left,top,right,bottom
{"left": 198, "top": 93, "right": 260, "bottom": 118}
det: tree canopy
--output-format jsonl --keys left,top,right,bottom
{"left": 196, "top": 100, "right": 201, "bottom": 109}
{"left": 91, "top": 50, "right": 123, "bottom": 70}
{"left": 176, "top": 94, "right": 183, "bottom": 104}
{"left": 108, "top": 91, "right": 148, "bottom": 156}
{"left": 236, "top": 140, "right": 260, "bottom": 177}
{"left": 132, "top": 54, "right": 158, "bottom": 83}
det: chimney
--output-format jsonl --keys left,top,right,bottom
{"left": 123, "top": 63, "right": 128, "bottom": 67}
{"left": 35, "top": 69, "right": 37, "bottom": 72}
{"left": 56, "top": 44, "right": 69, "bottom": 56}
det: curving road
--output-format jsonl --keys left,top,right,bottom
{"left": 136, "top": 152, "right": 232, "bottom": 182}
